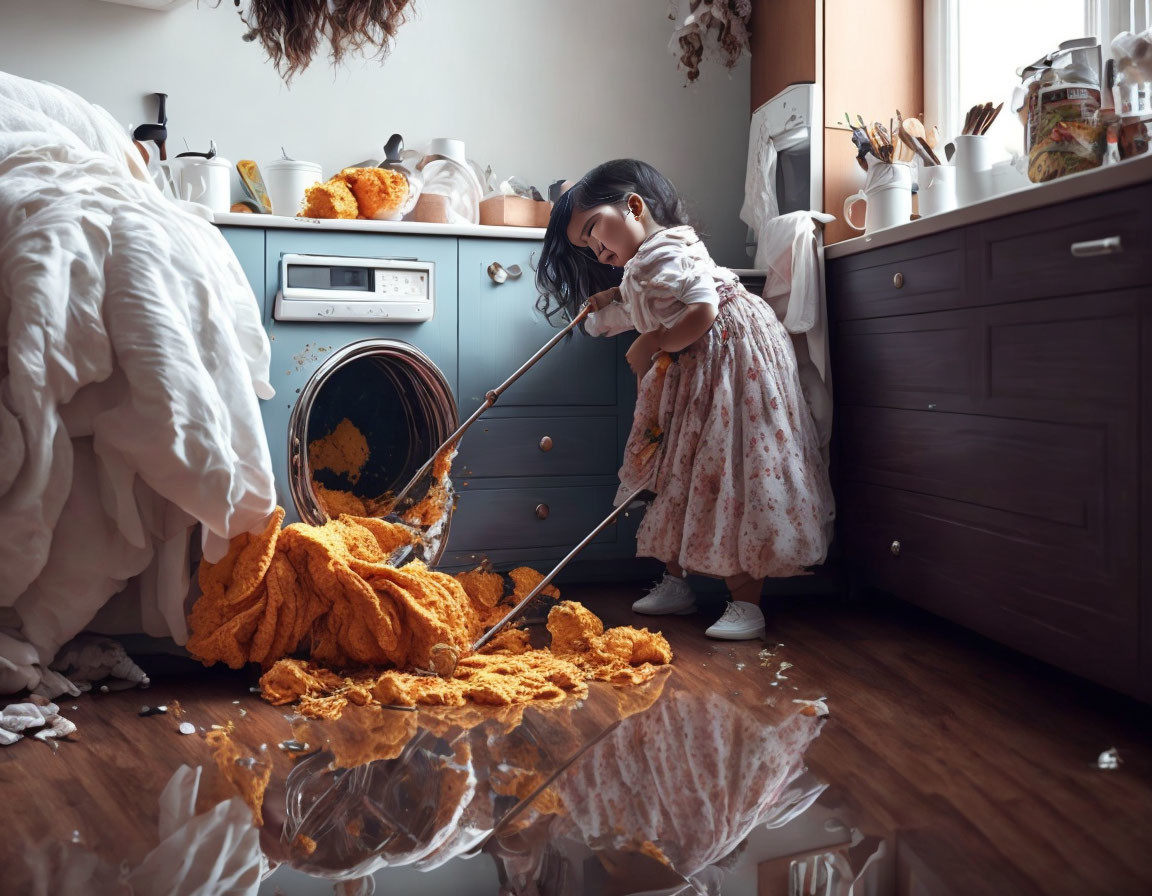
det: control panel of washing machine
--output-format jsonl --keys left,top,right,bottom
{"left": 274, "top": 254, "right": 434, "bottom": 323}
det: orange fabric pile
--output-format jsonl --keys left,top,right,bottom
{"left": 299, "top": 167, "right": 409, "bottom": 220}
{"left": 187, "top": 510, "right": 672, "bottom": 719}
{"left": 308, "top": 418, "right": 370, "bottom": 484}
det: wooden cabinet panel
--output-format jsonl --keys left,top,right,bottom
{"left": 840, "top": 481, "right": 1139, "bottom": 692}
{"left": 449, "top": 484, "right": 620, "bottom": 552}
{"left": 827, "top": 231, "right": 965, "bottom": 321}
{"left": 455, "top": 415, "right": 618, "bottom": 478}
{"left": 839, "top": 406, "right": 1126, "bottom": 532}
{"left": 834, "top": 291, "right": 1141, "bottom": 416}
{"left": 977, "top": 185, "right": 1152, "bottom": 304}
{"left": 750, "top": 0, "right": 818, "bottom": 110}
{"left": 835, "top": 309, "right": 976, "bottom": 411}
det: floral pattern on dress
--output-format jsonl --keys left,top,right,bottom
{"left": 617, "top": 283, "right": 835, "bottom": 580}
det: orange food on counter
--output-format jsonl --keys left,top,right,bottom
{"left": 338, "top": 166, "right": 408, "bottom": 219}
{"left": 299, "top": 178, "right": 358, "bottom": 219}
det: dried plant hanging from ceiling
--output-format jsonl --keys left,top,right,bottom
{"left": 668, "top": 0, "right": 751, "bottom": 83}
{"left": 230, "top": 0, "right": 415, "bottom": 83}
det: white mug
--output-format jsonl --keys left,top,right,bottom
{"left": 264, "top": 159, "right": 323, "bottom": 217}
{"left": 918, "top": 165, "right": 957, "bottom": 217}
{"left": 843, "top": 162, "right": 913, "bottom": 233}
{"left": 160, "top": 157, "right": 231, "bottom": 212}
{"left": 954, "top": 134, "right": 996, "bottom": 206}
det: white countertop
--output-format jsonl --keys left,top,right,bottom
{"left": 824, "top": 154, "right": 1152, "bottom": 259}
{"left": 212, "top": 211, "right": 547, "bottom": 240}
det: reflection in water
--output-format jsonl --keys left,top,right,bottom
{"left": 270, "top": 668, "right": 824, "bottom": 894}
{"left": 23, "top": 668, "right": 828, "bottom": 895}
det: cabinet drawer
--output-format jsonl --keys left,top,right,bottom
{"left": 840, "top": 482, "right": 1139, "bottom": 690}
{"left": 448, "top": 484, "right": 619, "bottom": 551}
{"left": 834, "top": 291, "right": 1141, "bottom": 416}
{"left": 827, "top": 231, "right": 965, "bottom": 321}
{"left": 456, "top": 416, "right": 618, "bottom": 478}
{"left": 977, "top": 184, "right": 1152, "bottom": 303}
{"left": 838, "top": 406, "right": 1136, "bottom": 531}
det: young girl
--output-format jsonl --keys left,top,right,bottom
{"left": 535, "top": 159, "right": 834, "bottom": 641}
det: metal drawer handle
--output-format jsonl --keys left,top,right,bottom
{"left": 539, "top": 436, "right": 553, "bottom": 452}
{"left": 1070, "top": 236, "right": 1123, "bottom": 258}
{"left": 892, "top": 272, "right": 905, "bottom": 288}
{"left": 487, "top": 262, "right": 523, "bottom": 284}
{"left": 890, "top": 540, "right": 901, "bottom": 556}
{"left": 535, "top": 503, "right": 550, "bottom": 520}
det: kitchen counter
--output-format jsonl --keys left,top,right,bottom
{"left": 825, "top": 153, "right": 1152, "bottom": 259}
{"left": 212, "top": 211, "right": 547, "bottom": 240}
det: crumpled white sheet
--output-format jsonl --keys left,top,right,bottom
{"left": 26, "top": 764, "right": 264, "bottom": 895}
{"left": 0, "top": 698, "right": 75, "bottom": 745}
{"left": 0, "top": 71, "right": 276, "bottom": 695}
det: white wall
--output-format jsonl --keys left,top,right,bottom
{"left": 0, "top": 0, "right": 751, "bottom": 263}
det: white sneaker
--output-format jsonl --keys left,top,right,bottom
{"left": 631, "top": 574, "right": 697, "bottom": 615}
{"left": 705, "top": 601, "right": 766, "bottom": 640}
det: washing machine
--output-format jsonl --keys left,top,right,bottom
{"left": 225, "top": 226, "right": 461, "bottom": 536}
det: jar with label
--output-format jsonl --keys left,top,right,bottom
{"left": 1019, "top": 39, "right": 1105, "bottom": 183}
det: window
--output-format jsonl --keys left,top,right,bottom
{"left": 925, "top": 0, "right": 1151, "bottom": 155}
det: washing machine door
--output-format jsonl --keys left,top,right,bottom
{"left": 288, "top": 338, "right": 458, "bottom": 565}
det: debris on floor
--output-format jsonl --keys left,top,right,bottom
{"left": 1096, "top": 747, "right": 1122, "bottom": 770}
{"left": 50, "top": 634, "right": 150, "bottom": 695}
{"left": 0, "top": 697, "right": 77, "bottom": 746}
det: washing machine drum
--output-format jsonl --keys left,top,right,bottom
{"left": 288, "top": 339, "right": 457, "bottom": 546}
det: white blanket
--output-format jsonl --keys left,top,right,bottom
{"left": 0, "top": 72, "right": 276, "bottom": 694}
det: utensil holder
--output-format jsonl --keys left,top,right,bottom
{"left": 954, "top": 135, "right": 995, "bottom": 206}
{"left": 918, "top": 165, "right": 957, "bottom": 217}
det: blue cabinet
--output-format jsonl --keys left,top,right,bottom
{"left": 456, "top": 239, "right": 616, "bottom": 413}
{"left": 218, "top": 223, "right": 638, "bottom": 575}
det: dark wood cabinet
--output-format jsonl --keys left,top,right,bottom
{"left": 828, "top": 183, "right": 1151, "bottom": 700}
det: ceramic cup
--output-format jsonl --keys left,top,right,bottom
{"left": 160, "top": 157, "right": 231, "bottom": 212}
{"left": 954, "top": 134, "right": 996, "bottom": 206}
{"left": 264, "top": 159, "right": 323, "bottom": 217}
{"left": 918, "top": 165, "right": 957, "bottom": 217}
{"left": 843, "top": 162, "right": 913, "bottom": 233}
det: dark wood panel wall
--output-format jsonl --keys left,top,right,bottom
{"left": 750, "top": 0, "right": 819, "bottom": 110}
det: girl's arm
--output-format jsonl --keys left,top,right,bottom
{"left": 657, "top": 303, "right": 718, "bottom": 353}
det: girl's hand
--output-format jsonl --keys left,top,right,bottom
{"left": 626, "top": 330, "right": 662, "bottom": 378}
{"left": 587, "top": 286, "right": 622, "bottom": 311}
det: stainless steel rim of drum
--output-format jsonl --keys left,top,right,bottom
{"left": 287, "top": 339, "right": 458, "bottom": 563}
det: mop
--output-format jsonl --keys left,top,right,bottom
{"left": 379, "top": 303, "right": 594, "bottom": 563}
{"left": 373, "top": 300, "right": 654, "bottom": 672}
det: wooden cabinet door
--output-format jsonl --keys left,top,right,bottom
{"left": 457, "top": 238, "right": 617, "bottom": 416}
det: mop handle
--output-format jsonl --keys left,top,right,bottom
{"left": 389, "top": 303, "right": 592, "bottom": 511}
{"left": 470, "top": 484, "right": 648, "bottom": 653}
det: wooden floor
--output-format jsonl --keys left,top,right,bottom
{"left": 2, "top": 583, "right": 1151, "bottom": 895}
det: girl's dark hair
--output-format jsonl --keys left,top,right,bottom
{"left": 535, "top": 159, "right": 690, "bottom": 327}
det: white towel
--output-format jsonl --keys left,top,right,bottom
{"left": 757, "top": 210, "right": 836, "bottom": 450}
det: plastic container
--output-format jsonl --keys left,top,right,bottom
{"left": 264, "top": 159, "right": 323, "bottom": 217}
{"left": 1018, "top": 39, "right": 1105, "bottom": 183}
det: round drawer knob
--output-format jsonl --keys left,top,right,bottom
{"left": 890, "top": 539, "right": 902, "bottom": 556}
{"left": 535, "top": 503, "right": 550, "bottom": 520}
{"left": 539, "top": 436, "right": 553, "bottom": 452}
{"left": 893, "top": 272, "right": 905, "bottom": 289}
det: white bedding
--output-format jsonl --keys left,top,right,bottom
{"left": 0, "top": 72, "right": 276, "bottom": 694}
